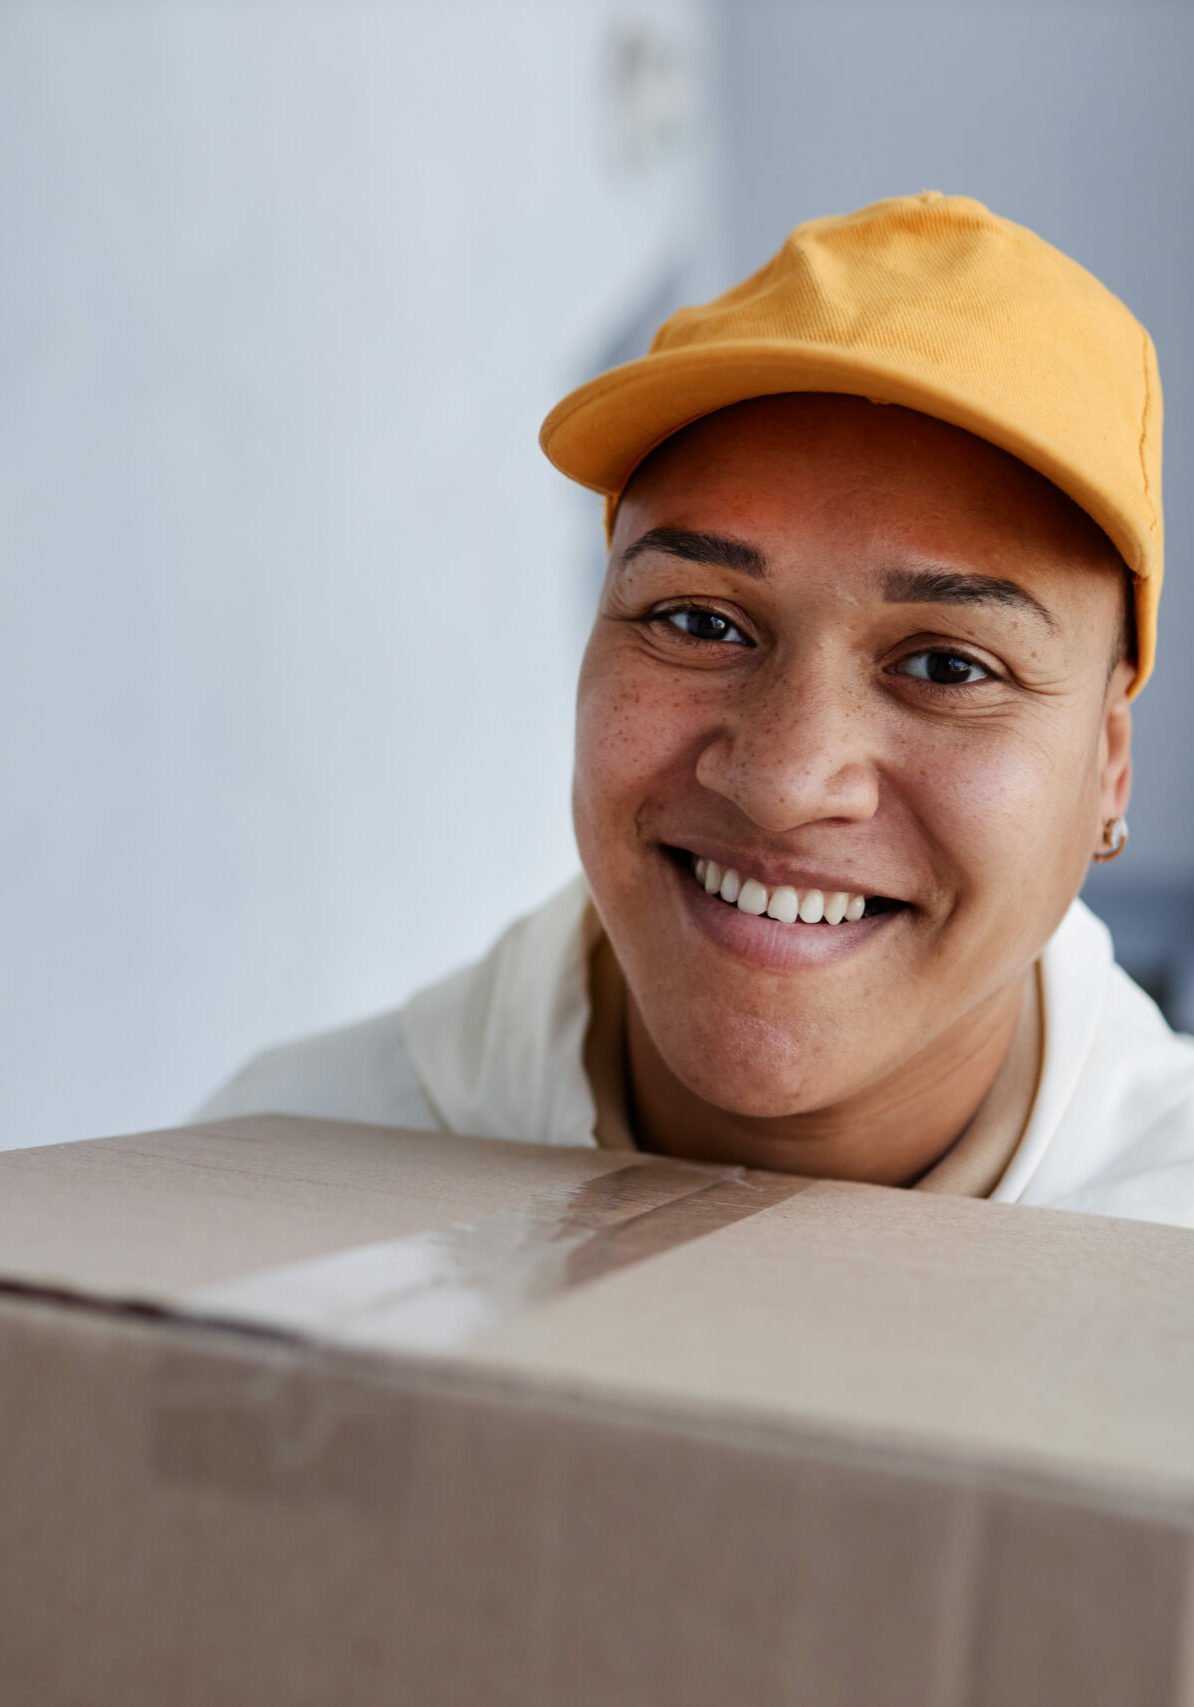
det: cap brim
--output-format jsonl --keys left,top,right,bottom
{"left": 540, "top": 340, "right": 1156, "bottom": 690}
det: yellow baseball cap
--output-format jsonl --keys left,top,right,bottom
{"left": 541, "top": 192, "right": 1163, "bottom": 691}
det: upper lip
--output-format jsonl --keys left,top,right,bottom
{"left": 668, "top": 840, "right": 910, "bottom": 902}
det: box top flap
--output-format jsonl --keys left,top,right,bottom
{"left": 4, "top": 1116, "right": 1194, "bottom": 1501}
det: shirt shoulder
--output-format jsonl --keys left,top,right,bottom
{"left": 1016, "top": 915, "right": 1194, "bottom": 1227}
{"left": 1055, "top": 963, "right": 1194, "bottom": 1225}
{"left": 193, "top": 1007, "right": 442, "bottom": 1132}
{"left": 193, "top": 876, "right": 597, "bottom": 1148}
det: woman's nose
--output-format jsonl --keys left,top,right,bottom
{"left": 693, "top": 662, "right": 881, "bottom": 833}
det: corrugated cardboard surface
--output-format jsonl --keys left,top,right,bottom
{"left": 1, "top": 1116, "right": 1193, "bottom": 1705}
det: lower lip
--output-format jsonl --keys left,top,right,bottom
{"left": 667, "top": 858, "right": 904, "bottom": 971}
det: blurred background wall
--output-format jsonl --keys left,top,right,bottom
{"left": 1, "top": 0, "right": 1190, "bottom": 1150}
{"left": 0, "top": 0, "right": 718, "bottom": 1147}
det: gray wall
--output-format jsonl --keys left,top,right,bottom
{"left": 719, "top": 0, "right": 1194, "bottom": 887}
{"left": 0, "top": 0, "right": 717, "bottom": 1148}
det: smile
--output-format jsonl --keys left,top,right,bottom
{"left": 688, "top": 853, "right": 905, "bottom": 926}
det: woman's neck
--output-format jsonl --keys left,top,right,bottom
{"left": 625, "top": 973, "right": 1030, "bottom": 1186}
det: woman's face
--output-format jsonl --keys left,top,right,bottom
{"left": 573, "top": 395, "right": 1133, "bottom": 1124}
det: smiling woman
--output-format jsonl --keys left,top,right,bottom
{"left": 576, "top": 394, "right": 1133, "bottom": 1186}
{"left": 198, "top": 193, "right": 1194, "bottom": 1229}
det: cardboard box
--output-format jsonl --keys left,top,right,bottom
{"left": 1, "top": 1114, "right": 1193, "bottom": 1705}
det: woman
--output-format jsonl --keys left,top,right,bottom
{"left": 199, "top": 193, "right": 1194, "bottom": 1227}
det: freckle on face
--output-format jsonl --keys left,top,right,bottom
{"left": 573, "top": 395, "right": 1125, "bottom": 1119}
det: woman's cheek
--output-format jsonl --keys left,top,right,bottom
{"left": 914, "top": 727, "right": 1081, "bottom": 913}
{"left": 578, "top": 652, "right": 691, "bottom": 805}
{"left": 575, "top": 658, "right": 658, "bottom": 867}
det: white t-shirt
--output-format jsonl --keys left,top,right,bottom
{"left": 197, "top": 877, "right": 1194, "bottom": 1229}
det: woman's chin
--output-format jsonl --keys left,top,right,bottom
{"left": 648, "top": 1018, "right": 850, "bottom": 1121}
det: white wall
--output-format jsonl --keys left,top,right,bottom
{"left": 0, "top": 0, "right": 717, "bottom": 1147}
{"left": 719, "top": 0, "right": 1194, "bottom": 888}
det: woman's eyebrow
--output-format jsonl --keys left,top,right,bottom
{"left": 881, "top": 565, "right": 1058, "bottom": 631}
{"left": 618, "top": 526, "right": 768, "bottom": 577}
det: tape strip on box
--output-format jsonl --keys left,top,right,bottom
{"left": 184, "top": 1159, "right": 807, "bottom": 1353}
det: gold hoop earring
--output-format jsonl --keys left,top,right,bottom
{"left": 1093, "top": 816, "right": 1129, "bottom": 862}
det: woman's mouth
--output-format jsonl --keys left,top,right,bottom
{"left": 674, "top": 849, "right": 908, "bottom": 926}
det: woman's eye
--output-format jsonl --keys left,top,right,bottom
{"left": 662, "top": 607, "right": 749, "bottom": 645}
{"left": 897, "top": 650, "right": 992, "bottom": 686}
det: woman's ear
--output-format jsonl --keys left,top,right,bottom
{"left": 1099, "top": 658, "right": 1134, "bottom": 824}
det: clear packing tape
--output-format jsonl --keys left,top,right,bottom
{"left": 185, "top": 1159, "right": 806, "bottom": 1354}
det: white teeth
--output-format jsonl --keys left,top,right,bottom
{"left": 737, "top": 877, "right": 768, "bottom": 916}
{"left": 692, "top": 853, "right": 879, "bottom": 926}
{"left": 798, "top": 889, "right": 825, "bottom": 924}
{"left": 766, "top": 885, "right": 799, "bottom": 924}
